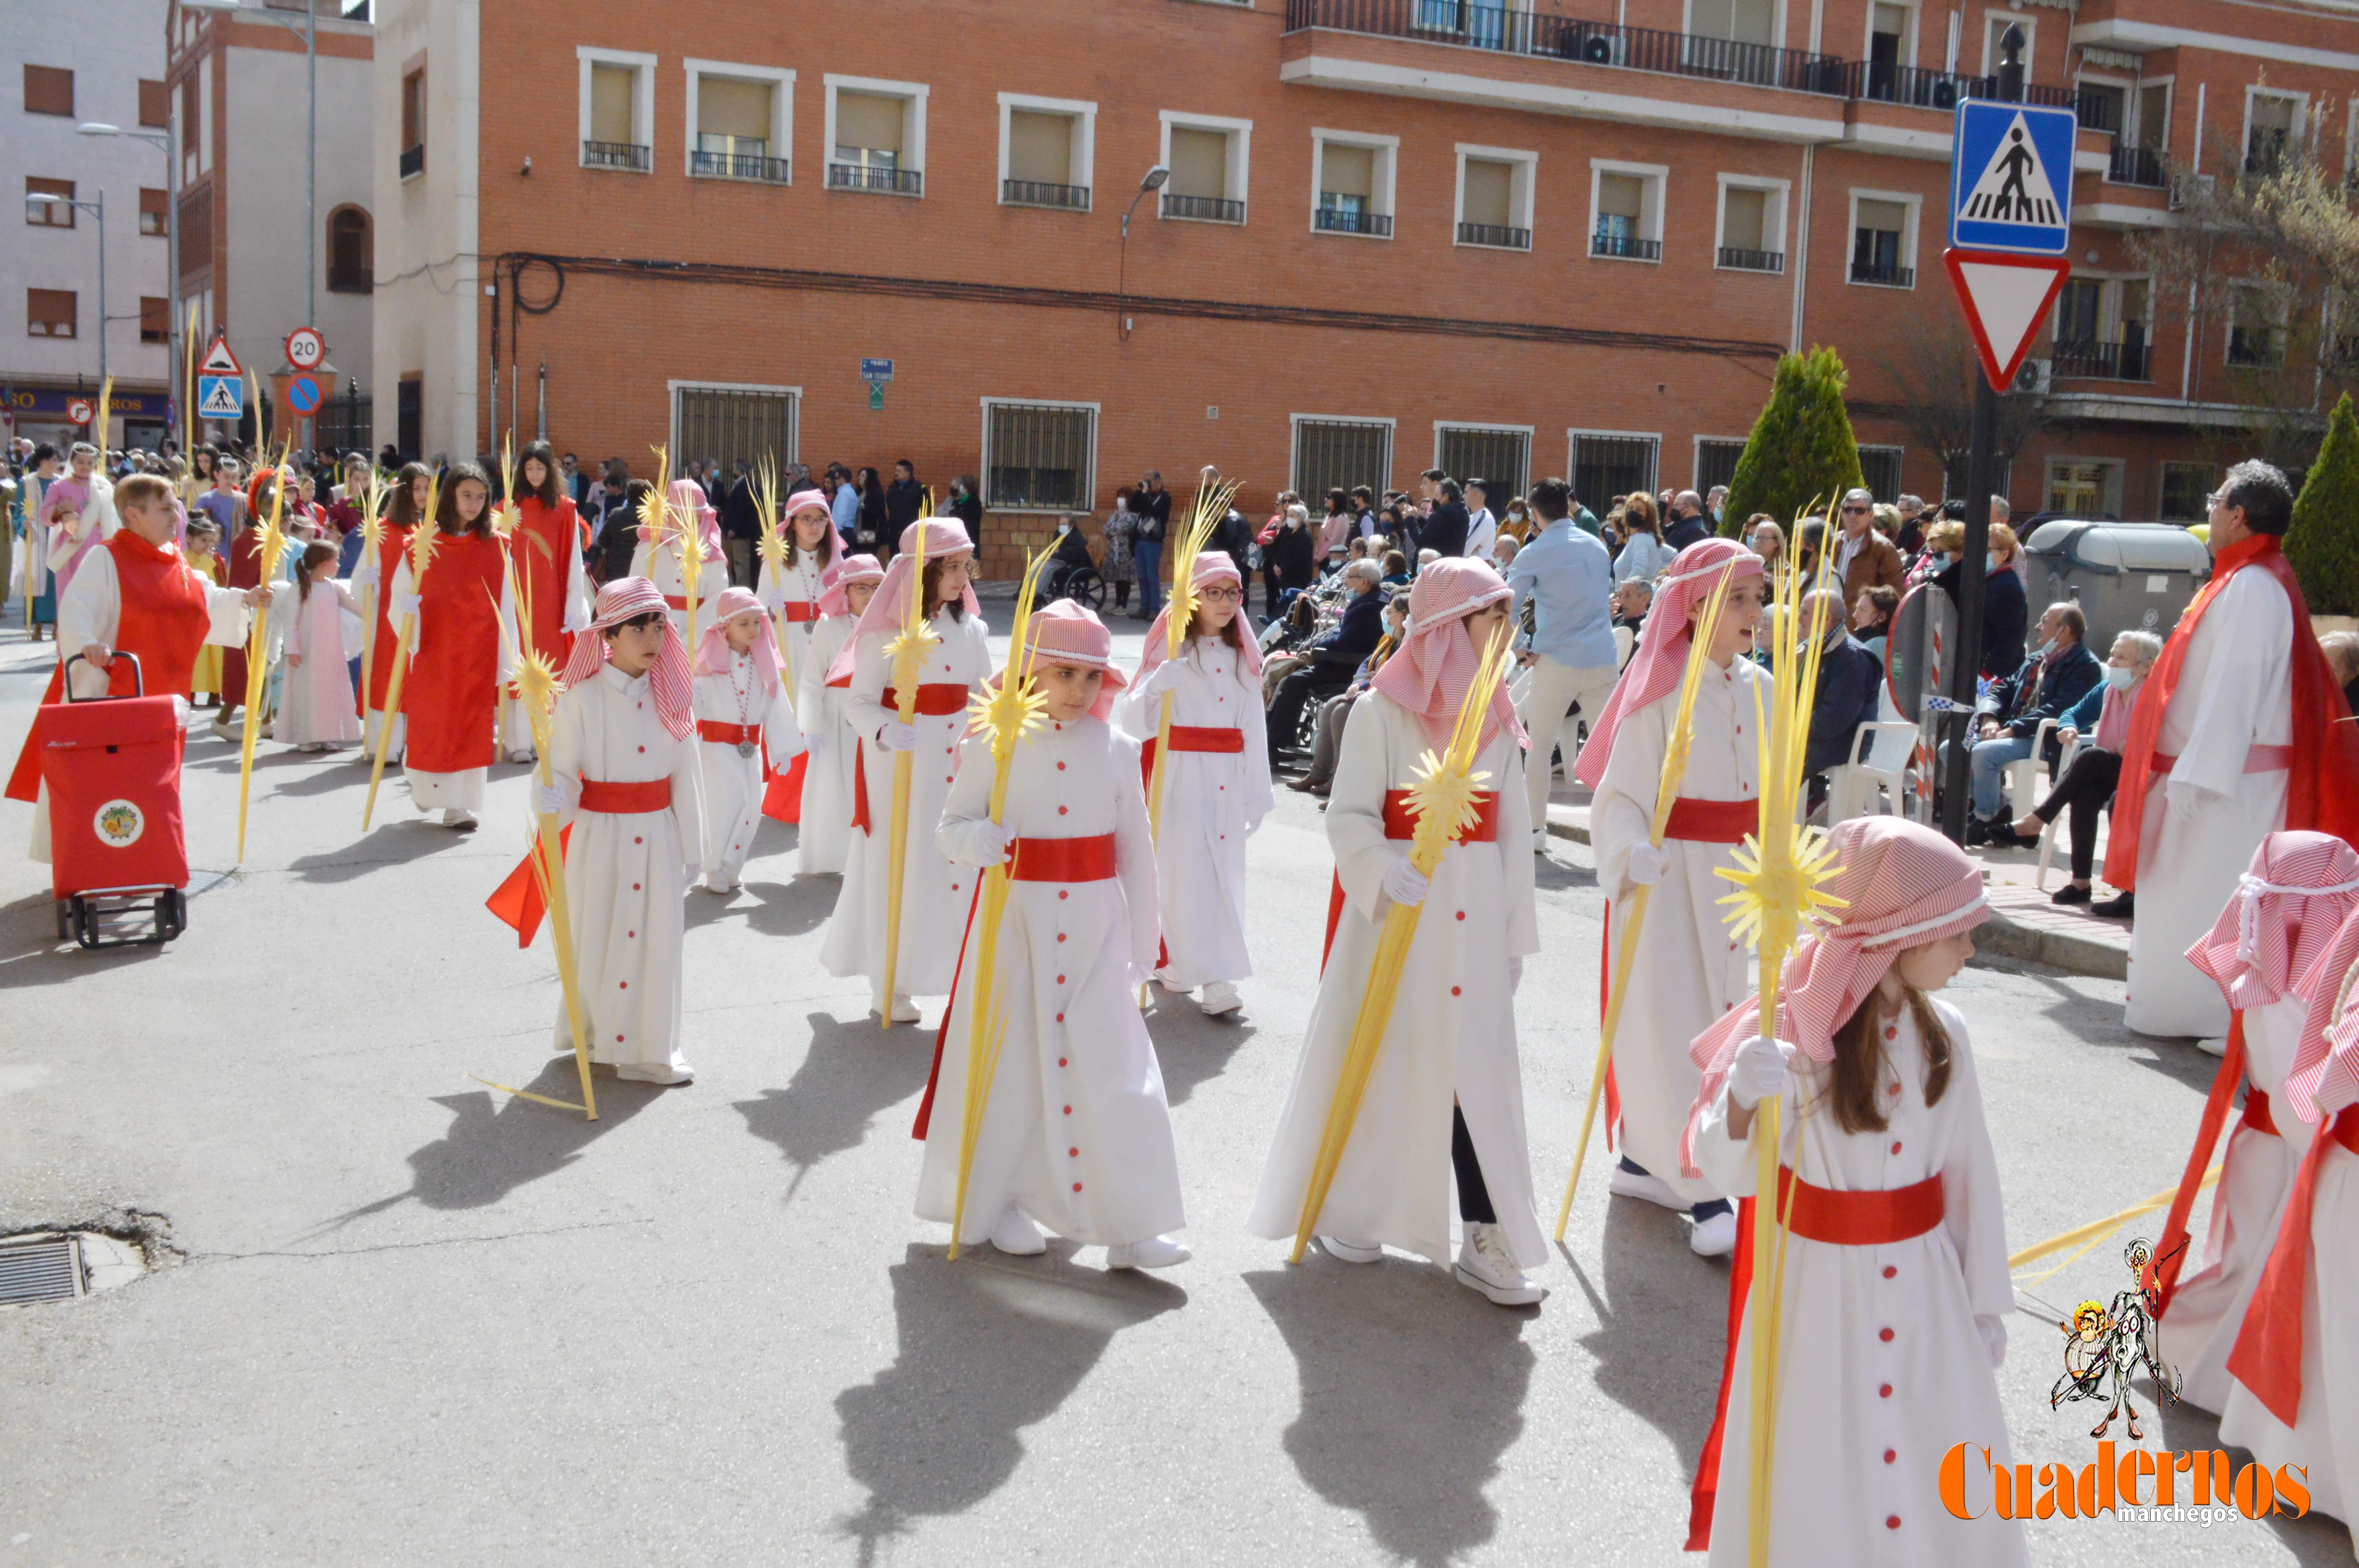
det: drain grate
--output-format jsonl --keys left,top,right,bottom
{"left": 0, "top": 1236, "right": 84, "bottom": 1305}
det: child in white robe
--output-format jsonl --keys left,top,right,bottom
{"left": 914, "top": 600, "right": 1187, "bottom": 1267}
{"left": 1112, "top": 550, "right": 1272, "bottom": 1016}
{"left": 1683, "top": 816, "right": 2025, "bottom": 1568}
{"left": 793, "top": 554, "right": 882, "bottom": 877}
{"left": 1247, "top": 559, "right": 1546, "bottom": 1307}
{"left": 626, "top": 478, "right": 730, "bottom": 642}
{"left": 692, "top": 586, "right": 803, "bottom": 893}
{"left": 268, "top": 540, "right": 364, "bottom": 751}
{"left": 536, "top": 577, "right": 705, "bottom": 1085}
{"left": 1578, "top": 537, "right": 1770, "bottom": 1259}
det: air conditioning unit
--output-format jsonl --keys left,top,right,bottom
{"left": 2014, "top": 358, "right": 2052, "bottom": 396}
{"left": 2169, "top": 172, "right": 2215, "bottom": 210}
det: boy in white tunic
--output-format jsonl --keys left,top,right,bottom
{"left": 534, "top": 578, "right": 705, "bottom": 1085}
{"left": 1113, "top": 550, "right": 1273, "bottom": 1016}
{"left": 691, "top": 586, "right": 802, "bottom": 893}
{"left": 914, "top": 600, "right": 1187, "bottom": 1268}
{"left": 626, "top": 479, "right": 730, "bottom": 641}
{"left": 791, "top": 553, "right": 882, "bottom": 876}
{"left": 1578, "top": 537, "right": 1769, "bottom": 1258}
{"left": 1683, "top": 817, "right": 2025, "bottom": 1567}
{"left": 1248, "top": 559, "right": 1546, "bottom": 1307}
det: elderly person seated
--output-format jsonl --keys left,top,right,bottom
{"left": 1265, "top": 557, "right": 1387, "bottom": 764}
{"left": 1951, "top": 599, "right": 2103, "bottom": 843}
{"left": 1852, "top": 583, "right": 1900, "bottom": 657}
{"left": 1609, "top": 577, "right": 1651, "bottom": 668}
{"left": 1990, "top": 629, "right": 2164, "bottom": 910}
{"left": 1288, "top": 587, "right": 1410, "bottom": 796}
{"left": 1797, "top": 587, "right": 1885, "bottom": 813}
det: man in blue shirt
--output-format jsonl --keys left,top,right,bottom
{"left": 1506, "top": 477, "right": 1619, "bottom": 849}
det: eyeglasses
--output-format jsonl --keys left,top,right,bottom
{"left": 1839, "top": 505, "right": 1872, "bottom": 515}
{"left": 1195, "top": 586, "right": 1243, "bottom": 603}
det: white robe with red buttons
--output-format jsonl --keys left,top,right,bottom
{"left": 796, "top": 615, "right": 858, "bottom": 876}
{"left": 546, "top": 663, "right": 704, "bottom": 1071}
{"left": 1588, "top": 654, "right": 1770, "bottom": 1205}
{"left": 1690, "top": 1000, "right": 2027, "bottom": 1568}
{"left": 1111, "top": 636, "right": 1273, "bottom": 988}
{"left": 627, "top": 536, "right": 730, "bottom": 643}
{"left": 1245, "top": 692, "right": 1545, "bottom": 1269}
{"left": 692, "top": 655, "right": 801, "bottom": 885}
{"left": 755, "top": 549, "right": 828, "bottom": 707}
{"left": 818, "top": 608, "right": 994, "bottom": 996}
{"left": 918, "top": 716, "right": 1182, "bottom": 1247}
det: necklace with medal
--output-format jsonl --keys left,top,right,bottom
{"left": 735, "top": 655, "right": 757, "bottom": 758}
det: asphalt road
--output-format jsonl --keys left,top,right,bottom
{"left": 0, "top": 612, "right": 2344, "bottom": 1566}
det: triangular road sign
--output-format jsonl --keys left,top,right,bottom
{"left": 1958, "top": 111, "right": 2063, "bottom": 229}
{"left": 198, "top": 334, "right": 242, "bottom": 377}
{"left": 1943, "top": 248, "right": 2071, "bottom": 393}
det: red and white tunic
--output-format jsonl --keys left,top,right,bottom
{"left": 693, "top": 653, "right": 801, "bottom": 885}
{"left": 497, "top": 496, "right": 591, "bottom": 755}
{"left": 390, "top": 532, "right": 515, "bottom": 815}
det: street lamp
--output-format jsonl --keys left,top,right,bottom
{"left": 1116, "top": 165, "right": 1170, "bottom": 343}
{"left": 80, "top": 120, "right": 176, "bottom": 443}
{"left": 27, "top": 192, "right": 108, "bottom": 401}
{"left": 181, "top": 0, "right": 315, "bottom": 335}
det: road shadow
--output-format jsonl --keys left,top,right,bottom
{"left": 286, "top": 822, "right": 471, "bottom": 882}
{"left": 0, "top": 894, "right": 177, "bottom": 985}
{"left": 2143, "top": 1393, "right": 2349, "bottom": 1563}
{"left": 1141, "top": 989, "right": 1254, "bottom": 1107}
{"left": 834, "top": 1243, "right": 1184, "bottom": 1564}
{"left": 732, "top": 1010, "right": 934, "bottom": 1200}
{"left": 1562, "top": 1194, "right": 1728, "bottom": 1473}
{"left": 1532, "top": 852, "right": 1597, "bottom": 892}
{"left": 1245, "top": 1262, "right": 1537, "bottom": 1566}
{"left": 689, "top": 872, "right": 836, "bottom": 937}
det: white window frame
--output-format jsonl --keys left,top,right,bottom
{"left": 666, "top": 379, "right": 802, "bottom": 468}
{"left": 1712, "top": 173, "right": 1790, "bottom": 270}
{"left": 1979, "top": 11, "right": 2036, "bottom": 76}
{"left": 682, "top": 60, "right": 795, "bottom": 182}
{"left": 1453, "top": 143, "right": 1537, "bottom": 250}
{"left": 576, "top": 46, "right": 657, "bottom": 171}
{"left": 1309, "top": 127, "right": 1398, "bottom": 241}
{"left": 825, "top": 74, "right": 931, "bottom": 196}
{"left": 1588, "top": 158, "right": 1668, "bottom": 264}
{"left": 1565, "top": 427, "right": 1663, "bottom": 498}
{"left": 1289, "top": 413, "right": 1397, "bottom": 499}
{"left": 1846, "top": 187, "right": 1921, "bottom": 290}
{"left": 2241, "top": 85, "right": 2307, "bottom": 167}
{"left": 2133, "top": 75, "right": 2174, "bottom": 153}
{"left": 2224, "top": 278, "right": 2291, "bottom": 367}
{"left": 1158, "top": 110, "right": 1254, "bottom": 223}
{"left": 2044, "top": 454, "right": 2124, "bottom": 516}
{"left": 996, "top": 92, "right": 1097, "bottom": 208}
{"left": 979, "top": 396, "right": 1101, "bottom": 514}
{"left": 1859, "top": 0, "right": 1918, "bottom": 70}
{"left": 195, "top": 55, "right": 212, "bottom": 180}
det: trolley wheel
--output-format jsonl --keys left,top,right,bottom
{"left": 70, "top": 897, "right": 95, "bottom": 951}
{"left": 156, "top": 888, "right": 187, "bottom": 944}
{"left": 54, "top": 899, "right": 70, "bottom": 941}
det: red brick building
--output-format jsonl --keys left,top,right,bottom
{"left": 371, "top": 0, "right": 2359, "bottom": 572}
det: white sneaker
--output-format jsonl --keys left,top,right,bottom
{"left": 875, "top": 994, "right": 921, "bottom": 1024}
{"left": 1608, "top": 1163, "right": 1687, "bottom": 1212}
{"left": 508, "top": 747, "right": 536, "bottom": 764}
{"left": 1199, "top": 980, "right": 1243, "bottom": 1016}
{"left": 1151, "top": 968, "right": 1181, "bottom": 991}
{"left": 616, "top": 1060, "right": 694, "bottom": 1085}
{"left": 440, "top": 808, "right": 478, "bottom": 831}
{"left": 1533, "top": 828, "right": 1552, "bottom": 853}
{"left": 1689, "top": 1209, "right": 1739, "bottom": 1258}
{"left": 2195, "top": 1036, "right": 2228, "bottom": 1058}
{"left": 700, "top": 875, "right": 738, "bottom": 895}
{"left": 1318, "top": 1235, "right": 1383, "bottom": 1265}
{"left": 990, "top": 1205, "right": 1045, "bottom": 1256}
{"left": 1106, "top": 1235, "right": 1191, "bottom": 1270}
{"left": 1454, "top": 1223, "right": 1545, "bottom": 1306}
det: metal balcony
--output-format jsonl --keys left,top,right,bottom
{"left": 583, "top": 140, "right": 652, "bottom": 172}
{"left": 1457, "top": 221, "right": 1530, "bottom": 249}
{"left": 1314, "top": 205, "right": 1393, "bottom": 235}
{"left": 1717, "top": 246, "right": 1785, "bottom": 272}
{"left": 827, "top": 163, "right": 922, "bottom": 195}
{"left": 1003, "top": 179, "right": 1091, "bottom": 211}
{"left": 1591, "top": 228, "right": 1661, "bottom": 261}
{"left": 1850, "top": 260, "right": 1914, "bottom": 287}
{"left": 2106, "top": 145, "right": 2166, "bottom": 189}
{"left": 1161, "top": 192, "right": 1246, "bottom": 223}
{"left": 2051, "top": 337, "right": 2151, "bottom": 381}
{"left": 691, "top": 150, "right": 789, "bottom": 183}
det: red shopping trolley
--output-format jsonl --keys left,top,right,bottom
{"left": 38, "top": 653, "right": 189, "bottom": 948}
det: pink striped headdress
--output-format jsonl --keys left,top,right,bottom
{"left": 561, "top": 576, "right": 695, "bottom": 739}
{"left": 1368, "top": 557, "right": 1524, "bottom": 753}
{"left": 692, "top": 585, "right": 783, "bottom": 697}
{"left": 824, "top": 519, "right": 979, "bottom": 684}
{"left": 639, "top": 478, "right": 724, "bottom": 563}
{"left": 1136, "top": 550, "right": 1261, "bottom": 686}
{"left": 818, "top": 554, "right": 884, "bottom": 617}
{"left": 2186, "top": 832, "right": 2359, "bottom": 1013}
{"left": 1016, "top": 599, "right": 1128, "bottom": 722}
{"left": 2288, "top": 904, "right": 2359, "bottom": 1126}
{"left": 1572, "top": 538, "right": 1764, "bottom": 789}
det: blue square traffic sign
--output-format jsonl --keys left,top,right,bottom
{"left": 1949, "top": 99, "right": 2078, "bottom": 255}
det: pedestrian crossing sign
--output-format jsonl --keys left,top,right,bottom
{"left": 196, "top": 374, "right": 243, "bottom": 419}
{"left": 1948, "top": 99, "right": 2077, "bottom": 256}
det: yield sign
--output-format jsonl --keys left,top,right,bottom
{"left": 198, "top": 333, "right": 242, "bottom": 377}
{"left": 1943, "top": 247, "right": 2071, "bottom": 393}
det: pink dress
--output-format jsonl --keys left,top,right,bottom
{"left": 270, "top": 577, "right": 364, "bottom": 747}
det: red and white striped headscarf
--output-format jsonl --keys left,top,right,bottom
{"left": 562, "top": 576, "right": 694, "bottom": 739}
{"left": 2288, "top": 904, "right": 2359, "bottom": 1125}
{"left": 817, "top": 553, "right": 884, "bottom": 618}
{"left": 1136, "top": 550, "right": 1261, "bottom": 687}
{"left": 1015, "top": 599, "right": 1129, "bottom": 722}
{"left": 2185, "top": 831, "right": 2359, "bottom": 1013}
{"left": 638, "top": 478, "right": 724, "bottom": 563}
{"left": 1572, "top": 537, "right": 1765, "bottom": 790}
{"left": 824, "top": 519, "right": 979, "bottom": 684}
{"left": 1369, "top": 557, "right": 1525, "bottom": 753}
{"left": 692, "top": 585, "right": 783, "bottom": 697}
{"left": 1681, "top": 817, "right": 1988, "bottom": 1176}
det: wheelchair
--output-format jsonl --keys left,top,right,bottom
{"left": 1029, "top": 563, "right": 1107, "bottom": 612}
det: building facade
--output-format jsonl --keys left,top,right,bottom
{"left": 374, "top": 0, "right": 2358, "bottom": 571}
{"left": 4, "top": 0, "right": 174, "bottom": 453}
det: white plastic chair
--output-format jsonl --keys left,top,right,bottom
{"left": 2032, "top": 721, "right": 2085, "bottom": 890}
{"left": 1826, "top": 720, "right": 1922, "bottom": 823}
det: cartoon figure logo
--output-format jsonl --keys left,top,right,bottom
{"left": 2050, "top": 1237, "right": 2183, "bottom": 1439}
{"left": 93, "top": 799, "right": 145, "bottom": 848}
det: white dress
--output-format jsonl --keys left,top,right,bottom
{"left": 349, "top": 541, "right": 403, "bottom": 760}
{"left": 818, "top": 608, "right": 994, "bottom": 997}
{"left": 266, "top": 578, "right": 364, "bottom": 748}
{"left": 1110, "top": 637, "right": 1274, "bottom": 988}
{"left": 916, "top": 717, "right": 1183, "bottom": 1247}
{"left": 1246, "top": 693, "right": 1546, "bottom": 1269}
{"left": 2157, "top": 997, "right": 2310, "bottom": 1414}
{"left": 545, "top": 664, "right": 705, "bottom": 1073}
{"left": 754, "top": 549, "right": 828, "bottom": 701}
{"left": 796, "top": 615, "right": 858, "bottom": 876}
{"left": 692, "top": 654, "right": 802, "bottom": 886}
{"left": 1690, "top": 1000, "right": 2028, "bottom": 1567}
{"left": 627, "top": 536, "right": 730, "bottom": 642}
{"left": 2125, "top": 568, "right": 2294, "bottom": 1038}
{"left": 1588, "top": 654, "right": 1771, "bottom": 1204}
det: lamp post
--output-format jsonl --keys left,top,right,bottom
{"left": 1116, "top": 164, "right": 1170, "bottom": 343}
{"left": 28, "top": 193, "right": 108, "bottom": 401}
{"left": 183, "top": 0, "right": 315, "bottom": 333}
{"left": 78, "top": 119, "right": 175, "bottom": 442}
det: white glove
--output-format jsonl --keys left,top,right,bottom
{"left": 1137, "top": 659, "right": 1186, "bottom": 701}
{"left": 877, "top": 720, "right": 919, "bottom": 752}
{"left": 1627, "top": 842, "right": 1672, "bottom": 887}
{"left": 532, "top": 781, "right": 567, "bottom": 817}
{"left": 1381, "top": 857, "right": 1429, "bottom": 908}
{"left": 1508, "top": 955, "right": 1523, "bottom": 994}
{"left": 1729, "top": 1034, "right": 1796, "bottom": 1110}
{"left": 2165, "top": 779, "right": 2221, "bottom": 822}
{"left": 392, "top": 591, "right": 423, "bottom": 618}
{"left": 969, "top": 819, "right": 1014, "bottom": 865}
{"left": 1976, "top": 1313, "right": 2008, "bottom": 1370}
{"left": 805, "top": 729, "right": 829, "bottom": 760}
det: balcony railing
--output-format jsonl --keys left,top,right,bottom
{"left": 1003, "top": 178, "right": 1091, "bottom": 210}
{"left": 1591, "top": 228, "right": 1661, "bottom": 261}
{"left": 1457, "top": 221, "right": 1530, "bottom": 249}
{"left": 2107, "top": 144, "right": 2166, "bottom": 188}
{"left": 1284, "top": 0, "right": 1846, "bottom": 94}
{"left": 398, "top": 143, "right": 424, "bottom": 179}
{"left": 2052, "top": 336, "right": 2151, "bottom": 381}
{"left": 583, "top": 140, "right": 652, "bottom": 172}
{"left": 1717, "top": 246, "right": 1785, "bottom": 272}
{"left": 691, "top": 149, "right": 789, "bottom": 183}
{"left": 1314, "top": 205, "right": 1393, "bottom": 235}
{"left": 1850, "top": 260, "right": 1914, "bottom": 287}
{"left": 1837, "top": 60, "right": 1982, "bottom": 110}
{"left": 828, "top": 163, "right": 923, "bottom": 195}
{"left": 1161, "top": 192, "right": 1246, "bottom": 223}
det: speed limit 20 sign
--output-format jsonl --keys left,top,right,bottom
{"left": 284, "top": 326, "right": 327, "bottom": 371}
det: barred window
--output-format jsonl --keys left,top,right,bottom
{"left": 1694, "top": 437, "right": 1746, "bottom": 495}
{"left": 672, "top": 384, "right": 797, "bottom": 470}
{"left": 1568, "top": 431, "right": 1658, "bottom": 516}
{"left": 1856, "top": 445, "right": 1905, "bottom": 503}
{"left": 1292, "top": 417, "right": 1392, "bottom": 504}
{"left": 2158, "top": 461, "right": 2215, "bottom": 523}
{"left": 985, "top": 400, "right": 1095, "bottom": 511}
{"left": 1436, "top": 425, "right": 1530, "bottom": 504}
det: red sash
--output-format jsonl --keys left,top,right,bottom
{"left": 1665, "top": 795, "right": 1756, "bottom": 844}
{"left": 1321, "top": 790, "right": 1502, "bottom": 970}
{"left": 1008, "top": 833, "right": 1118, "bottom": 883}
{"left": 579, "top": 777, "right": 671, "bottom": 813}
{"left": 697, "top": 720, "right": 761, "bottom": 747}
{"left": 2240, "top": 1087, "right": 2280, "bottom": 1138}
{"left": 2154, "top": 1009, "right": 2255, "bottom": 1316}
{"left": 884, "top": 682, "right": 972, "bottom": 717}
{"left": 2225, "top": 1103, "right": 2359, "bottom": 1426}
{"left": 1140, "top": 725, "right": 1247, "bottom": 791}
{"left": 2150, "top": 744, "right": 2296, "bottom": 777}
{"left": 761, "top": 751, "right": 807, "bottom": 824}
{"left": 781, "top": 600, "right": 819, "bottom": 624}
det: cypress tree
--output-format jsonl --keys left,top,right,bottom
{"left": 1722, "top": 347, "right": 1867, "bottom": 535}
{"left": 2286, "top": 392, "right": 2359, "bottom": 617}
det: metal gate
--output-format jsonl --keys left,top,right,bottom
{"left": 1291, "top": 418, "right": 1392, "bottom": 504}
{"left": 1436, "top": 425, "right": 1530, "bottom": 501}
{"left": 1568, "top": 432, "right": 1659, "bottom": 515}
{"left": 672, "top": 385, "right": 798, "bottom": 470}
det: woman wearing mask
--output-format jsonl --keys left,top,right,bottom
{"left": 1988, "top": 630, "right": 2163, "bottom": 908}
{"left": 1497, "top": 496, "right": 1534, "bottom": 550}
{"left": 1266, "top": 502, "right": 1316, "bottom": 621}
{"left": 1100, "top": 490, "right": 1141, "bottom": 612}
{"left": 1908, "top": 519, "right": 1964, "bottom": 587}
{"left": 1611, "top": 492, "right": 1670, "bottom": 587}
{"left": 1932, "top": 522, "right": 2026, "bottom": 675}
{"left": 1317, "top": 489, "right": 1355, "bottom": 579}
{"left": 855, "top": 466, "right": 889, "bottom": 559}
